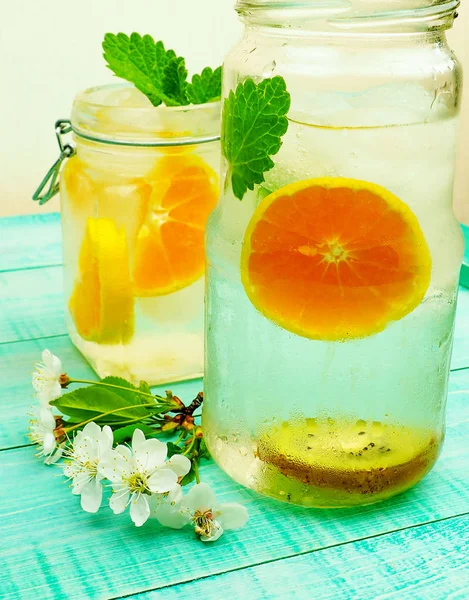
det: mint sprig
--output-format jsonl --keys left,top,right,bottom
{"left": 222, "top": 77, "right": 291, "bottom": 201}
{"left": 103, "top": 32, "right": 221, "bottom": 107}
{"left": 186, "top": 67, "right": 222, "bottom": 104}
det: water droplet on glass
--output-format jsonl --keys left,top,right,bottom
{"left": 263, "top": 60, "right": 277, "bottom": 78}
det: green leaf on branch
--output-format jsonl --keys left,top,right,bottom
{"left": 186, "top": 66, "right": 222, "bottom": 104}
{"left": 180, "top": 463, "right": 197, "bottom": 486}
{"left": 100, "top": 376, "right": 156, "bottom": 407}
{"left": 167, "top": 442, "right": 183, "bottom": 457}
{"left": 139, "top": 381, "right": 152, "bottom": 397}
{"left": 222, "top": 76, "right": 291, "bottom": 200}
{"left": 113, "top": 423, "right": 157, "bottom": 444}
{"left": 50, "top": 385, "right": 152, "bottom": 423}
{"left": 198, "top": 437, "right": 211, "bottom": 460}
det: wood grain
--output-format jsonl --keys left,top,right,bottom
{"left": 130, "top": 515, "right": 469, "bottom": 600}
{"left": 0, "top": 334, "right": 203, "bottom": 450}
{"left": 1, "top": 369, "right": 469, "bottom": 599}
{"left": 0, "top": 213, "right": 62, "bottom": 272}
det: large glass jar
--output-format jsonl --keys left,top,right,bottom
{"left": 60, "top": 84, "right": 220, "bottom": 385}
{"left": 204, "top": 0, "right": 463, "bottom": 507}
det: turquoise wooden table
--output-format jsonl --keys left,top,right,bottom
{"left": 1, "top": 213, "right": 469, "bottom": 600}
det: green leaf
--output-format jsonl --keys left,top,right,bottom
{"left": 113, "top": 423, "right": 156, "bottom": 444}
{"left": 100, "top": 376, "right": 155, "bottom": 407}
{"left": 103, "top": 32, "right": 176, "bottom": 107}
{"left": 51, "top": 385, "right": 150, "bottom": 423}
{"left": 198, "top": 438, "right": 211, "bottom": 460}
{"left": 186, "top": 66, "right": 222, "bottom": 104}
{"left": 167, "top": 442, "right": 183, "bottom": 457}
{"left": 180, "top": 463, "right": 196, "bottom": 486}
{"left": 161, "top": 56, "right": 189, "bottom": 106}
{"left": 138, "top": 380, "right": 152, "bottom": 397}
{"left": 222, "top": 76, "right": 291, "bottom": 201}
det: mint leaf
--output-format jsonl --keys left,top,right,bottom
{"left": 51, "top": 385, "right": 150, "bottom": 423}
{"left": 186, "top": 66, "right": 222, "bottom": 104}
{"left": 222, "top": 76, "right": 290, "bottom": 201}
{"left": 161, "top": 56, "right": 189, "bottom": 106}
{"left": 103, "top": 33, "right": 176, "bottom": 107}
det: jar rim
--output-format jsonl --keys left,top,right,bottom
{"left": 236, "top": 0, "right": 460, "bottom": 30}
{"left": 70, "top": 83, "right": 221, "bottom": 147}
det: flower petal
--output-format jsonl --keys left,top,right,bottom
{"left": 165, "top": 454, "right": 191, "bottom": 477}
{"left": 154, "top": 500, "right": 190, "bottom": 529}
{"left": 115, "top": 445, "right": 132, "bottom": 460}
{"left": 98, "top": 449, "right": 129, "bottom": 482}
{"left": 100, "top": 426, "right": 114, "bottom": 453}
{"left": 71, "top": 471, "right": 90, "bottom": 495}
{"left": 147, "top": 468, "right": 178, "bottom": 493}
{"left": 81, "top": 478, "right": 103, "bottom": 513}
{"left": 134, "top": 438, "right": 167, "bottom": 472}
{"left": 39, "top": 407, "right": 56, "bottom": 430}
{"left": 44, "top": 445, "right": 63, "bottom": 465}
{"left": 82, "top": 422, "right": 101, "bottom": 438}
{"left": 43, "top": 349, "right": 62, "bottom": 375}
{"left": 216, "top": 503, "right": 249, "bottom": 530}
{"left": 42, "top": 432, "right": 57, "bottom": 455}
{"left": 182, "top": 482, "right": 217, "bottom": 513}
{"left": 131, "top": 428, "right": 147, "bottom": 452}
{"left": 109, "top": 486, "right": 130, "bottom": 514}
{"left": 200, "top": 521, "right": 224, "bottom": 542}
{"left": 130, "top": 493, "right": 150, "bottom": 527}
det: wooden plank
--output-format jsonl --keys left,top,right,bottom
{"left": 0, "top": 266, "right": 65, "bottom": 343}
{"left": 1, "top": 368, "right": 469, "bottom": 600}
{"left": 0, "top": 335, "right": 203, "bottom": 450}
{"left": 0, "top": 213, "right": 62, "bottom": 272}
{"left": 1, "top": 303, "right": 469, "bottom": 451}
{"left": 132, "top": 515, "right": 469, "bottom": 600}
{"left": 1, "top": 255, "right": 469, "bottom": 359}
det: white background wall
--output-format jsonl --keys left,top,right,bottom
{"left": 0, "top": 0, "right": 242, "bottom": 216}
{"left": 1, "top": 1, "right": 467, "bottom": 220}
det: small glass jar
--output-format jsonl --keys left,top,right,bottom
{"left": 59, "top": 84, "right": 220, "bottom": 384}
{"left": 204, "top": 1, "right": 463, "bottom": 507}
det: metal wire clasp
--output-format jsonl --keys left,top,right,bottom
{"left": 32, "top": 119, "right": 76, "bottom": 205}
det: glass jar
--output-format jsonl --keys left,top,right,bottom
{"left": 59, "top": 84, "right": 220, "bottom": 385}
{"left": 204, "top": 0, "right": 463, "bottom": 507}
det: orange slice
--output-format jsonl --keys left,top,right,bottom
{"left": 241, "top": 178, "right": 432, "bottom": 341}
{"left": 69, "top": 218, "right": 134, "bottom": 344}
{"left": 133, "top": 154, "right": 219, "bottom": 296}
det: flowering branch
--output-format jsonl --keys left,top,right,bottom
{"left": 27, "top": 349, "right": 248, "bottom": 542}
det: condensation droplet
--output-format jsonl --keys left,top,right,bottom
{"left": 263, "top": 60, "right": 277, "bottom": 78}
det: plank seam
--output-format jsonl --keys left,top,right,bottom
{"left": 0, "top": 333, "right": 69, "bottom": 348}
{"left": 110, "top": 510, "right": 469, "bottom": 600}
{"left": 0, "top": 263, "right": 62, "bottom": 275}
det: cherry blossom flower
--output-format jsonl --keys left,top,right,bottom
{"left": 63, "top": 422, "right": 114, "bottom": 513}
{"left": 99, "top": 429, "right": 191, "bottom": 527}
{"left": 149, "top": 484, "right": 191, "bottom": 529}
{"left": 27, "top": 405, "right": 63, "bottom": 464}
{"left": 32, "top": 350, "right": 64, "bottom": 405}
{"left": 153, "top": 482, "right": 248, "bottom": 541}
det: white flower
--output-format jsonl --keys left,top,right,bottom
{"left": 63, "top": 422, "right": 113, "bottom": 514}
{"left": 27, "top": 405, "right": 63, "bottom": 464}
{"left": 32, "top": 350, "right": 63, "bottom": 405}
{"left": 149, "top": 484, "right": 191, "bottom": 529}
{"left": 99, "top": 429, "right": 191, "bottom": 527}
{"left": 180, "top": 483, "right": 249, "bottom": 542}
